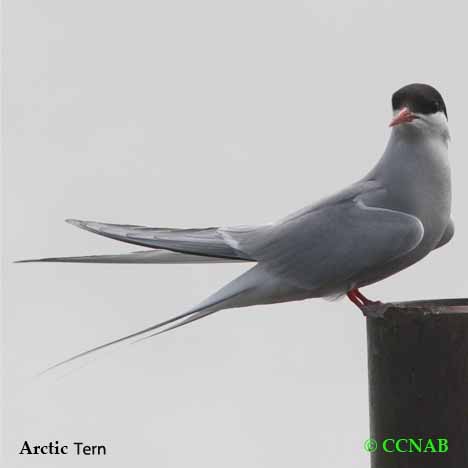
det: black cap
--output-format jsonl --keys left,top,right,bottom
{"left": 392, "top": 83, "right": 447, "bottom": 119}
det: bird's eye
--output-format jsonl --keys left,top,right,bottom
{"left": 432, "top": 101, "right": 440, "bottom": 112}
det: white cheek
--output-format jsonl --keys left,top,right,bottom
{"left": 415, "top": 112, "right": 449, "bottom": 136}
{"left": 427, "top": 111, "right": 448, "bottom": 126}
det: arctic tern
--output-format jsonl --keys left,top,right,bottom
{"left": 20, "top": 83, "right": 454, "bottom": 371}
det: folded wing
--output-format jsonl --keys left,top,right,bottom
{"left": 225, "top": 197, "right": 425, "bottom": 291}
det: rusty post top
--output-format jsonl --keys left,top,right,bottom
{"left": 361, "top": 298, "right": 468, "bottom": 318}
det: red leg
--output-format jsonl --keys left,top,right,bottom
{"left": 347, "top": 289, "right": 364, "bottom": 308}
{"left": 353, "top": 289, "right": 379, "bottom": 305}
{"left": 347, "top": 288, "right": 380, "bottom": 308}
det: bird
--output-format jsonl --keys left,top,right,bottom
{"left": 20, "top": 83, "right": 453, "bottom": 372}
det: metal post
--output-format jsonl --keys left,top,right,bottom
{"left": 366, "top": 299, "right": 468, "bottom": 468}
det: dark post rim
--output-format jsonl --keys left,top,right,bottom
{"left": 362, "top": 298, "right": 468, "bottom": 318}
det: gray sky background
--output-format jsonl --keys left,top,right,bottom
{"left": 3, "top": 1, "right": 468, "bottom": 467}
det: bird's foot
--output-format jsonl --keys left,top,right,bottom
{"left": 347, "top": 289, "right": 383, "bottom": 315}
{"left": 353, "top": 289, "right": 381, "bottom": 306}
{"left": 347, "top": 288, "right": 379, "bottom": 307}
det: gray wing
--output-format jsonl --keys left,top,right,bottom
{"left": 17, "top": 249, "right": 249, "bottom": 264}
{"left": 225, "top": 196, "right": 425, "bottom": 291}
{"left": 62, "top": 219, "right": 257, "bottom": 261}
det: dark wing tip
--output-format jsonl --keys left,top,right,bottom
{"left": 14, "top": 258, "right": 47, "bottom": 263}
{"left": 14, "top": 257, "right": 72, "bottom": 263}
{"left": 66, "top": 218, "right": 87, "bottom": 228}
